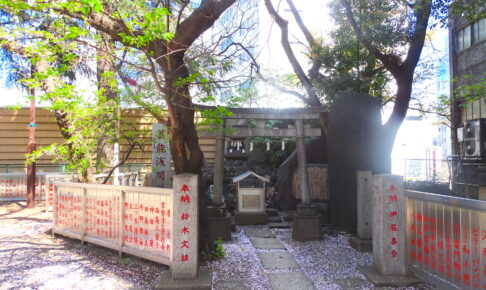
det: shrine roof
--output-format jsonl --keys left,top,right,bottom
{"left": 232, "top": 171, "right": 270, "bottom": 183}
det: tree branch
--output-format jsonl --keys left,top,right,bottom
{"left": 264, "top": 0, "right": 321, "bottom": 107}
{"left": 285, "top": 0, "right": 315, "bottom": 46}
{"left": 402, "top": 0, "right": 432, "bottom": 72}
{"left": 172, "top": 0, "right": 237, "bottom": 52}
{"left": 340, "top": 0, "right": 402, "bottom": 78}
{"left": 176, "top": 1, "right": 189, "bottom": 30}
{"left": 101, "top": 142, "right": 136, "bottom": 184}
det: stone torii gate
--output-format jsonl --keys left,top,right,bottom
{"left": 198, "top": 105, "right": 326, "bottom": 241}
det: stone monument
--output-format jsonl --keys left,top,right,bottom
{"left": 158, "top": 174, "right": 213, "bottom": 289}
{"left": 359, "top": 174, "right": 420, "bottom": 287}
{"left": 328, "top": 92, "right": 385, "bottom": 232}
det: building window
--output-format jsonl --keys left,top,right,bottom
{"left": 457, "top": 18, "right": 486, "bottom": 52}
{"left": 464, "top": 25, "right": 471, "bottom": 49}
{"left": 457, "top": 29, "right": 464, "bottom": 51}
{"left": 478, "top": 19, "right": 486, "bottom": 42}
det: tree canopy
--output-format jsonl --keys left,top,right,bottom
{"left": 0, "top": 0, "right": 261, "bottom": 176}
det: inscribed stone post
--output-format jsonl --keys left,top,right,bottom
{"left": 357, "top": 171, "right": 373, "bottom": 240}
{"left": 372, "top": 174, "right": 406, "bottom": 275}
{"left": 171, "top": 174, "right": 198, "bottom": 280}
{"left": 152, "top": 124, "right": 171, "bottom": 188}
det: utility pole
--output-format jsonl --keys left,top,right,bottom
{"left": 26, "top": 87, "right": 36, "bottom": 208}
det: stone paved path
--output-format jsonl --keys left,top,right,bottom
{"left": 245, "top": 226, "right": 317, "bottom": 290}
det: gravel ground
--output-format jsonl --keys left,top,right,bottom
{"left": 274, "top": 228, "right": 374, "bottom": 289}
{"left": 0, "top": 201, "right": 166, "bottom": 290}
{"left": 0, "top": 201, "right": 434, "bottom": 290}
{"left": 203, "top": 226, "right": 272, "bottom": 290}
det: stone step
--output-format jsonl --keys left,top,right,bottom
{"left": 257, "top": 252, "right": 298, "bottom": 270}
{"left": 268, "top": 222, "right": 291, "bottom": 229}
{"left": 265, "top": 208, "right": 278, "bottom": 217}
{"left": 213, "top": 280, "right": 247, "bottom": 290}
{"left": 244, "top": 227, "right": 275, "bottom": 238}
{"left": 281, "top": 214, "right": 294, "bottom": 222}
{"left": 234, "top": 211, "right": 268, "bottom": 226}
{"left": 267, "top": 216, "right": 282, "bottom": 223}
{"left": 267, "top": 272, "right": 316, "bottom": 290}
{"left": 250, "top": 237, "right": 285, "bottom": 249}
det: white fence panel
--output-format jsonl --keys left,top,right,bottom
{"left": 53, "top": 182, "right": 173, "bottom": 265}
{"left": 0, "top": 172, "right": 69, "bottom": 201}
{"left": 93, "top": 172, "right": 140, "bottom": 186}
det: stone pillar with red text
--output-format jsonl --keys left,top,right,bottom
{"left": 171, "top": 174, "right": 198, "bottom": 280}
{"left": 372, "top": 174, "right": 406, "bottom": 275}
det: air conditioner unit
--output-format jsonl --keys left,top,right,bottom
{"left": 464, "top": 120, "right": 479, "bottom": 139}
{"left": 464, "top": 139, "right": 480, "bottom": 156}
{"left": 463, "top": 119, "right": 486, "bottom": 158}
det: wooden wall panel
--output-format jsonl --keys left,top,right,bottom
{"left": 0, "top": 107, "right": 216, "bottom": 166}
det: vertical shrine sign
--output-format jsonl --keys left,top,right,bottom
{"left": 152, "top": 123, "right": 171, "bottom": 187}
{"left": 171, "top": 174, "right": 198, "bottom": 280}
{"left": 372, "top": 174, "right": 406, "bottom": 275}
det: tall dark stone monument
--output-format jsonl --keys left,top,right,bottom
{"left": 328, "top": 92, "right": 386, "bottom": 232}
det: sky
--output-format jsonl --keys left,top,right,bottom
{"left": 0, "top": 87, "right": 24, "bottom": 106}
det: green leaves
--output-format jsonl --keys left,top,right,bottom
{"left": 115, "top": 5, "right": 173, "bottom": 47}
{"left": 79, "top": 0, "right": 103, "bottom": 13}
{"left": 454, "top": 73, "right": 486, "bottom": 102}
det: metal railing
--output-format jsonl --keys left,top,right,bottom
{"left": 393, "top": 159, "right": 451, "bottom": 183}
{"left": 405, "top": 190, "right": 486, "bottom": 289}
{"left": 53, "top": 182, "right": 173, "bottom": 265}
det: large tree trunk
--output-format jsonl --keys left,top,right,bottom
{"left": 162, "top": 53, "right": 209, "bottom": 253}
{"left": 163, "top": 58, "right": 205, "bottom": 175}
